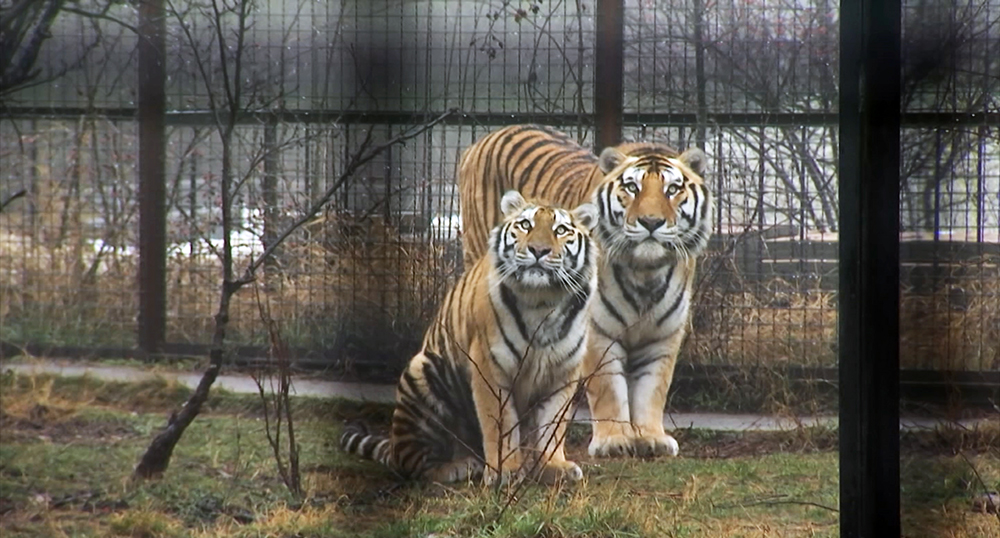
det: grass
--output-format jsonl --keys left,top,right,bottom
{"left": 0, "top": 210, "right": 456, "bottom": 363}
{"left": 686, "top": 266, "right": 1000, "bottom": 372}
{"left": 5, "top": 198, "right": 998, "bottom": 375}
{"left": 2, "top": 371, "right": 998, "bottom": 537}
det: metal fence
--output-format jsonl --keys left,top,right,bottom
{"left": 1, "top": 0, "right": 997, "bottom": 381}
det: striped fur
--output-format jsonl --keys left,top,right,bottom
{"left": 457, "top": 125, "right": 713, "bottom": 458}
{"left": 340, "top": 191, "right": 599, "bottom": 484}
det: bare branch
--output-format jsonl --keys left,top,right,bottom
{"left": 165, "top": 0, "right": 224, "bottom": 133}
{"left": 0, "top": 0, "right": 64, "bottom": 96}
{"left": 712, "top": 493, "right": 839, "bottom": 513}
{"left": 251, "top": 284, "right": 302, "bottom": 497}
{"left": 62, "top": 4, "right": 139, "bottom": 34}
{"left": 234, "top": 109, "right": 457, "bottom": 287}
{"left": 0, "top": 189, "right": 27, "bottom": 214}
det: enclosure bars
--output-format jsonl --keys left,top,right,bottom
{"left": 594, "top": 0, "right": 623, "bottom": 148}
{"left": 8, "top": 108, "right": 995, "bottom": 128}
{"left": 138, "top": 0, "right": 167, "bottom": 354}
{"left": 838, "top": 0, "right": 901, "bottom": 536}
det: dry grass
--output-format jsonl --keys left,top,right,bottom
{"left": 2, "top": 161, "right": 998, "bottom": 377}
{"left": 2, "top": 210, "right": 458, "bottom": 366}
{"left": 0, "top": 227, "right": 138, "bottom": 346}
{"left": 107, "top": 508, "right": 186, "bottom": 538}
{"left": 5, "top": 228, "right": 996, "bottom": 375}
{"left": 0, "top": 374, "right": 90, "bottom": 426}
{"left": 686, "top": 263, "right": 999, "bottom": 372}
{"left": 135, "top": 213, "right": 460, "bottom": 363}
{"left": 2, "top": 371, "right": 998, "bottom": 538}
{"left": 899, "top": 262, "right": 1000, "bottom": 371}
{"left": 687, "top": 284, "right": 837, "bottom": 368}
{"left": 3, "top": 219, "right": 996, "bottom": 417}
{"left": 255, "top": 212, "right": 459, "bottom": 365}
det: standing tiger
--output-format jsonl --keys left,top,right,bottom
{"left": 340, "top": 191, "right": 599, "bottom": 484}
{"left": 458, "top": 124, "right": 713, "bottom": 458}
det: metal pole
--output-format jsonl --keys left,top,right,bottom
{"left": 138, "top": 0, "right": 167, "bottom": 354}
{"left": 692, "top": 0, "right": 707, "bottom": 150}
{"left": 838, "top": 0, "right": 901, "bottom": 536}
{"left": 262, "top": 115, "right": 279, "bottom": 289}
{"left": 594, "top": 0, "right": 623, "bottom": 150}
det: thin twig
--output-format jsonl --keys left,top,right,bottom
{"left": 713, "top": 494, "right": 839, "bottom": 513}
{"left": 957, "top": 449, "right": 1000, "bottom": 521}
{"left": 0, "top": 189, "right": 27, "bottom": 214}
{"left": 234, "top": 109, "right": 456, "bottom": 287}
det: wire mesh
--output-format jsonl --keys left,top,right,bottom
{"left": 0, "top": 0, "right": 997, "bottom": 377}
{"left": 897, "top": 0, "right": 999, "bottom": 373}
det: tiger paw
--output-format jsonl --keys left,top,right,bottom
{"left": 483, "top": 463, "right": 525, "bottom": 486}
{"left": 632, "top": 433, "right": 679, "bottom": 458}
{"left": 537, "top": 460, "right": 583, "bottom": 485}
{"left": 588, "top": 434, "right": 634, "bottom": 457}
{"left": 426, "top": 458, "right": 485, "bottom": 483}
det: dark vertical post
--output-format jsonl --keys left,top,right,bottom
{"left": 262, "top": 116, "right": 279, "bottom": 289}
{"left": 838, "top": 0, "right": 901, "bottom": 536}
{"left": 28, "top": 119, "right": 39, "bottom": 227}
{"left": 692, "top": 0, "right": 708, "bottom": 150}
{"left": 594, "top": 0, "right": 623, "bottom": 150}
{"left": 384, "top": 124, "right": 393, "bottom": 222}
{"left": 975, "top": 124, "right": 985, "bottom": 243}
{"left": 138, "top": 0, "right": 167, "bottom": 354}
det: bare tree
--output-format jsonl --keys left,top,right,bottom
{"left": 627, "top": 0, "right": 841, "bottom": 232}
{"left": 132, "top": 0, "right": 454, "bottom": 479}
{"left": 628, "top": 0, "right": 997, "bottom": 236}
{"left": 1, "top": 0, "right": 125, "bottom": 98}
{"left": 899, "top": 0, "right": 999, "bottom": 234}
{"left": 0, "top": 0, "right": 65, "bottom": 96}
{"left": 251, "top": 285, "right": 302, "bottom": 497}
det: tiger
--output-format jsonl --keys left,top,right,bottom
{"left": 340, "top": 190, "right": 599, "bottom": 485}
{"left": 457, "top": 124, "right": 712, "bottom": 459}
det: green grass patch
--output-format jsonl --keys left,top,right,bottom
{"left": 1, "top": 371, "right": 997, "bottom": 537}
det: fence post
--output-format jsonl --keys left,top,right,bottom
{"left": 138, "top": 0, "right": 167, "bottom": 355}
{"left": 838, "top": 0, "right": 901, "bottom": 536}
{"left": 692, "top": 0, "right": 707, "bottom": 150}
{"left": 262, "top": 115, "right": 279, "bottom": 290}
{"left": 594, "top": 0, "right": 623, "bottom": 149}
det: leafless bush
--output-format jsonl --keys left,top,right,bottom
{"left": 250, "top": 285, "right": 301, "bottom": 498}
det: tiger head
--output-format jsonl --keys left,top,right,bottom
{"left": 489, "top": 190, "right": 598, "bottom": 291}
{"left": 593, "top": 144, "right": 713, "bottom": 267}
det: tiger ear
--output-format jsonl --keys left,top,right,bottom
{"left": 500, "top": 190, "right": 527, "bottom": 218}
{"left": 598, "top": 147, "right": 627, "bottom": 174}
{"left": 679, "top": 147, "right": 708, "bottom": 176}
{"left": 571, "top": 203, "right": 599, "bottom": 232}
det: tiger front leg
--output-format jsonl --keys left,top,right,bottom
{"left": 530, "top": 380, "right": 583, "bottom": 484}
{"left": 583, "top": 335, "right": 634, "bottom": 457}
{"left": 626, "top": 330, "right": 684, "bottom": 458}
{"left": 470, "top": 371, "right": 524, "bottom": 485}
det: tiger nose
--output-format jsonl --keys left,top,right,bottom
{"left": 638, "top": 216, "right": 665, "bottom": 231}
{"left": 528, "top": 246, "right": 551, "bottom": 260}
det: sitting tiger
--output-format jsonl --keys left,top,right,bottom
{"left": 458, "top": 125, "right": 713, "bottom": 459}
{"left": 340, "top": 191, "right": 599, "bottom": 484}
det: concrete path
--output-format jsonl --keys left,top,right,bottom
{"left": 2, "top": 361, "right": 397, "bottom": 404}
{"left": 2, "top": 360, "right": 991, "bottom": 432}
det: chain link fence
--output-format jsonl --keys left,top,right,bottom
{"left": 1, "top": 0, "right": 997, "bottom": 389}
